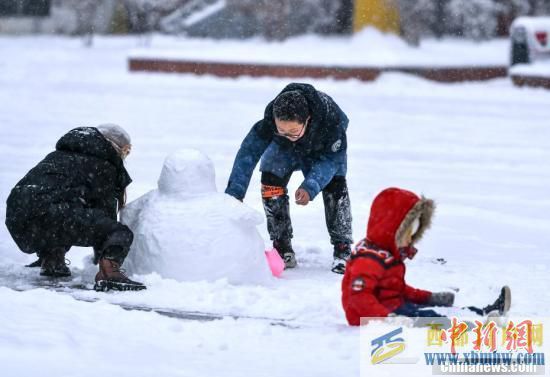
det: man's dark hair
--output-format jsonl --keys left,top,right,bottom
{"left": 272, "top": 90, "right": 309, "bottom": 124}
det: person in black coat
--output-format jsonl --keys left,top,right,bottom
{"left": 225, "top": 83, "right": 353, "bottom": 273}
{"left": 5, "top": 124, "right": 145, "bottom": 291}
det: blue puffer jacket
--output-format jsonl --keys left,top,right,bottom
{"left": 225, "top": 83, "right": 349, "bottom": 201}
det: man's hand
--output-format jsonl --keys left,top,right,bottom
{"left": 295, "top": 188, "right": 310, "bottom": 206}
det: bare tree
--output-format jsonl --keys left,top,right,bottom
{"left": 530, "top": 0, "right": 550, "bottom": 14}
{"left": 446, "top": 0, "right": 500, "bottom": 40}
{"left": 71, "top": 0, "right": 99, "bottom": 46}
{"left": 397, "top": 0, "right": 439, "bottom": 46}
{"left": 124, "top": 0, "right": 190, "bottom": 33}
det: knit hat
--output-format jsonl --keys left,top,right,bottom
{"left": 97, "top": 124, "right": 131, "bottom": 149}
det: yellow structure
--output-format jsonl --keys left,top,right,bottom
{"left": 353, "top": 0, "right": 400, "bottom": 34}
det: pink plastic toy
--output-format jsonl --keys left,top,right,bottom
{"left": 265, "top": 248, "right": 285, "bottom": 278}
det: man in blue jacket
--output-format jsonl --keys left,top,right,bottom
{"left": 225, "top": 83, "right": 353, "bottom": 274}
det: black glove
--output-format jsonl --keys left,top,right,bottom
{"left": 427, "top": 292, "right": 455, "bottom": 307}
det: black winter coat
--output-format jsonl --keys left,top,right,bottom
{"left": 225, "top": 83, "right": 349, "bottom": 200}
{"left": 5, "top": 127, "right": 132, "bottom": 253}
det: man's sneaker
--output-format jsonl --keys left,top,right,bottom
{"left": 331, "top": 243, "right": 352, "bottom": 274}
{"left": 273, "top": 239, "right": 297, "bottom": 269}
{"left": 483, "top": 286, "right": 511, "bottom": 316}
{"left": 94, "top": 258, "right": 146, "bottom": 292}
{"left": 40, "top": 248, "right": 71, "bottom": 277}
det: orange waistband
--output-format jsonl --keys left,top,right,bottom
{"left": 261, "top": 184, "right": 286, "bottom": 198}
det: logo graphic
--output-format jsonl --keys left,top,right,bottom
{"left": 361, "top": 317, "right": 547, "bottom": 376}
{"left": 331, "top": 139, "right": 342, "bottom": 152}
{"left": 371, "top": 327, "right": 406, "bottom": 364}
{"left": 424, "top": 317, "right": 546, "bottom": 375}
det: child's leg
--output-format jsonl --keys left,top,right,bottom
{"left": 393, "top": 302, "right": 446, "bottom": 318}
{"left": 465, "top": 306, "right": 485, "bottom": 316}
{"left": 393, "top": 302, "right": 454, "bottom": 328}
{"left": 464, "top": 286, "right": 511, "bottom": 316}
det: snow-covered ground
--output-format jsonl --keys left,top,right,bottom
{"left": 510, "top": 61, "right": 550, "bottom": 77}
{"left": 129, "top": 28, "right": 509, "bottom": 67}
{"left": 1, "top": 36, "right": 550, "bottom": 377}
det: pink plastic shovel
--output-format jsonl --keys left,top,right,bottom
{"left": 265, "top": 248, "right": 285, "bottom": 278}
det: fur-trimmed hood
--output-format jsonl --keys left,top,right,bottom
{"left": 366, "top": 187, "right": 435, "bottom": 258}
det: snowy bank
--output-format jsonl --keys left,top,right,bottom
{"left": 129, "top": 28, "right": 509, "bottom": 68}
{"left": 509, "top": 61, "right": 550, "bottom": 77}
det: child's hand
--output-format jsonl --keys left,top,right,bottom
{"left": 295, "top": 188, "right": 310, "bottom": 205}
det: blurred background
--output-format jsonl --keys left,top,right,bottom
{"left": 1, "top": 0, "right": 549, "bottom": 45}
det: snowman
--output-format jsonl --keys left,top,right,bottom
{"left": 121, "top": 149, "right": 272, "bottom": 285}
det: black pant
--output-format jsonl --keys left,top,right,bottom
{"left": 393, "top": 302, "right": 487, "bottom": 329}
{"left": 261, "top": 172, "right": 353, "bottom": 245}
{"left": 6, "top": 203, "right": 132, "bottom": 264}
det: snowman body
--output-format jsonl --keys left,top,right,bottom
{"left": 122, "top": 149, "right": 271, "bottom": 285}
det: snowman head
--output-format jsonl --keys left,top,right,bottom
{"left": 158, "top": 149, "right": 217, "bottom": 196}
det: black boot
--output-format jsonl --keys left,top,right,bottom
{"left": 273, "top": 239, "right": 297, "bottom": 269}
{"left": 323, "top": 177, "right": 353, "bottom": 273}
{"left": 482, "top": 286, "right": 511, "bottom": 315}
{"left": 262, "top": 193, "right": 293, "bottom": 241}
{"left": 467, "top": 286, "right": 511, "bottom": 316}
{"left": 40, "top": 247, "right": 71, "bottom": 277}
{"left": 25, "top": 257, "right": 42, "bottom": 268}
{"left": 322, "top": 177, "right": 353, "bottom": 245}
{"left": 262, "top": 187, "right": 296, "bottom": 268}
{"left": 331, "top": 243, "right": 351, "bottom": 274}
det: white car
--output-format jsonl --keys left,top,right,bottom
{"left": 510, "top": 16, "right": 550, "bottom": 65}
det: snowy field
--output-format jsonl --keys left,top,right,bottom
{"left": 1, "top": 36, "right": 550, "bottom": 377}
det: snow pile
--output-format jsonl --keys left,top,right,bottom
{"left": 511, "top": 16, "right": 550, "bottom": 34}
{"left": 509, "top": 61, "right": 550, "bottom": 77}
{"left": 128, "top": 27, "right": 508, "bottom": 67}
{"left": 121, "top": 149, "right": 271, "bottom": 285}
{"left": 157, "top": 148, "right": 217, "bottom": 196}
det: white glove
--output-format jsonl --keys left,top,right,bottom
{"left": 428, "top": 292, "right": 455, "bottom": 307}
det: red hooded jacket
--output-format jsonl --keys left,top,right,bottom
{"left": 342, "top": 187, "right": 435, "bottom": 326}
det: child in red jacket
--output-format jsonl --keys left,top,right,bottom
{"left": 342, "top": 187, "right": 510, "bottom": 326}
